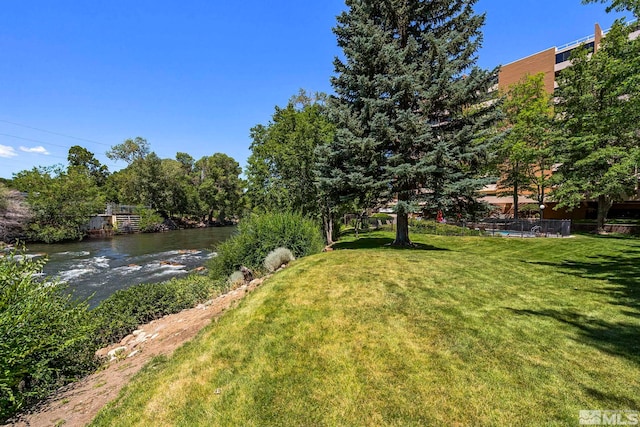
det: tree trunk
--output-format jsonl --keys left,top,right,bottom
{"left": 537, "top": 159, "right": 547, "bottom": 220}
{"left": 596, "top": 195, "right": 613, "bottom": 233}
{"left": 322, "top": 207, "right": 333, "bottom": 245}
{"left": 393, "top": 212, "right": 411, "bottom": 246}
{"left": 513, "top": 163, "right": 519, "bottom": 220}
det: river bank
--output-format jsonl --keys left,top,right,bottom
{"left": 4, "top": 276, "right": 266, "bottom": 427}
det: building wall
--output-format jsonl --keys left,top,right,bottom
{"left": 498, "top": 47, "right": 556, "bottom": 93}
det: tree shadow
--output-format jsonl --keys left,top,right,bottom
{"left": 583, "top": 386, "right": 639, "bottom": 408}
{"left": 508, "top": 308, "right": 640, "bottom": 365}
{"left": 518, "top": 247, "right": 640, "bottom": 364}
{"left": 530, "top": 250, "right": 640, "bottom": 314}
{"left": 573, "top": 232, "right": 640, "bottom": 241}
{"left": 332, "top": 237, "right": 448, "bottom": 251}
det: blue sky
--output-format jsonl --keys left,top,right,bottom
{"left": 0, "top": 1, "right": 632, "bottom": 179}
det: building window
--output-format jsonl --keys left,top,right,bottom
{"left": 555, "top": 42, "right": 594, "bottom": 64}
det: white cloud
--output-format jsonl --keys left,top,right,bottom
{"left": 19, "top": 146, "right": 50, "bottom": 155}
{"left": 0, "top": 144, "right": 18, "bottom": 158}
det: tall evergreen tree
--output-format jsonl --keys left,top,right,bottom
{"left": 318, "top": 0, "right": 500, "bottom": 245}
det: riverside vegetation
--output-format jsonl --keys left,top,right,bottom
{"left": 0, "top": 212, "right": 324, "bottom": 422}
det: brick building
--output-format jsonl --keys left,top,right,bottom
{"left": 480, "top": 21, "right": 640, "bottom": 221}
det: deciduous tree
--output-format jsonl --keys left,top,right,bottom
{"left": 582, "top": 0, "right": 640, "bottom": 17}
{"left": 13, "top": 166, "right": 104, "bottom": 242}
{"left": 195, "top": 153, "right": 244, "bottom": 223}
{"left": 106, "top": 137, "right": 150, "bottom": 165}
{"left": 553, "top": 21, "right": 640, "bottom": 231}
{"left": 246, "top": 91, "right": 335, "bottom": 241}
{"left": 498, "top": 73, "right": 555, "bottom": 219}
{"left": 67, "top": 145, "right": 109, "bottom": 187}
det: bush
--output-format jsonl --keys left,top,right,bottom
{"left": 228, "top": 271, "right": 245, "bottom": 287}
{"left": 26, "top": 223, "right": 84, "bottom": 243}
{"left": 264, "top": 247, "right": 295, "bottom": 273}
{"left": 0, "top": 252, "right": 228, "bottom": 422}
{"left": 208, "top": 212, "right": 323, "bottom": 280}
{"left": 407, "top": 219, "right": 485, "bottom": 236}
{"left": 91, "top": 275, "right": 221, "bottom": 348}
{"left": 370, "top": 213, "right": 393, "bottom": 222}
{"left": 135, "top": 206, "right": 164, "bottom": 233}
{"left": 0, "top": 248, "right": 97, "bottom": 422}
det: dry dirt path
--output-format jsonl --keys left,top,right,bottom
{"left": 5, "top": 278, "right": 264, "bottom": 427}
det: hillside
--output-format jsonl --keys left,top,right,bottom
{"left": 91, "top": 232, "right": 640, "bottom": 426}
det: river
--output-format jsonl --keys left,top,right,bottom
{"left": 25, "top": 227, "right": 237, "bottom": 307}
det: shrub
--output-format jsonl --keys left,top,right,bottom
{"left": 370, "top": 213, "right": 393, "bottom": 222}
{"left": 0, "top": 252, "right": 229, "bottom": 422}
{"left": 208, "top": 212, "right": 323, "bottom": 280}
{"left": 228, "top": 271, "right": 245, "bottom": 287}
{"left": 91, "top": 275, "right": 222, "bottom": 348}
{"left": 407, "top": 219, "right": 485, "bottom": 236}
{"left": 0, "top": 248, "right": 97, "bottom": 422}
{"left": 264, "top": 247, "right": 295, "bottom": 273}
{"left": 135, "top": 206, "right": 164, "bottom": 233}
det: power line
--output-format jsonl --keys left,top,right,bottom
{"left": 0, "top": 132, "right": 77, "bottom": 150}
{"left": 0, "top": 133, "right": 120, "bottom": 169}
{"left": 0, "top": 119, "right": 111, "bottom": 147}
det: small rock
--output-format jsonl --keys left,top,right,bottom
{"left": 127, "top": 350, "right": 140, "bottom": 358}
{"left": 131, "top": 334, "right": 147, "bottom": 346}
{"left": 249, "top": 278, "right": 264, "bottom": 287}
{"left": 107, "top": 346, "right": 127, "bottom": 361}
{"left": 132, "top": 330, "right": 144, "bottom": 336}
{"left": 119, "top": 335, "right": 134, "bottom": 346}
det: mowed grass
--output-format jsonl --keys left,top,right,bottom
{"left": 91, "top": 232, "right": 640, "bottom": 426}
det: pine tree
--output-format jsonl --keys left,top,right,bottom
{"left": 317, "top": 0, "right": 500, "bottom": 245}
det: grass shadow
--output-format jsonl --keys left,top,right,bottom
{"left": 332, "top": 237, "right": 448, "bottom": 251}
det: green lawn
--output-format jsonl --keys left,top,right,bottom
{"left": 91, "top": 232, "right": 640, "bottom": 426}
